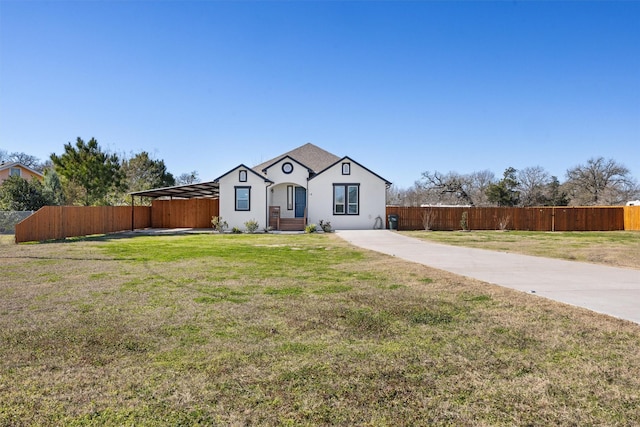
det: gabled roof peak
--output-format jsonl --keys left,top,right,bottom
{"left": 310, "top": 155, "right": 392, "bottom": 186}
{"left": 260, "top": 155, "right": 313, "bottom": 174}
{"left": 0, "top": 161, "right": 44, "bottom": 177}
{"left": 214, "top": 163, "right": 273, "bottom": 183}
{"left": 253, "top": 143, "right": 341, "bottom": 175}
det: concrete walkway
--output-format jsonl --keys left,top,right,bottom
{"left": 337, "top": 230, "right": 640, "bottom": 324}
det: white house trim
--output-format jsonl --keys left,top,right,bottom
{"left": 214, "top": 164, "right": 273, "bottom": 230}
{"left": 308, "top": 156, "right": 390, "bottom": 230}
{"left": 212, "top": 144, "right": 390, "bottom": 231}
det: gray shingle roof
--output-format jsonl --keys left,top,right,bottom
{"left": 253, "top": 143, "right": 341, "bottom": 175}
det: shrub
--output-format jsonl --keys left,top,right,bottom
{"left": 231, "top": 226, "right": 242, "bottom": 234}
{"left": 319, "top": 220, "right": 332, "bottom": 233}
{"left": 421, "top": 208, "right": 435, "bottom": 231}
{"left": 305, "top": 224, "right": 317, "bottom": 234}
{"left": 460, "top": 211, "right": 469, "bottom": 231}
{"left": 211, "top": 216, "right": 228, "bottom": 233}
{"left": 496, "top": 214, "right": 511, "bottom": 231}
{"left": 244, "top": 219, "right": 260, "bottom": 234}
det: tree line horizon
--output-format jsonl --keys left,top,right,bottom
{"left": 1, "top": 137, "right": 199, "bottom": 210}
{"left": 387, "top": 156, "right": 640, "bottom": 207}
{"left": 1, "top": 137, "right": 639, "bottom": 211}
{"left": 383, "top": 160, "right": 638, "bottom": 208}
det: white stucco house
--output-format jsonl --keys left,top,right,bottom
{"left": 215, "top": 143, "right": 391, "bottom": 231}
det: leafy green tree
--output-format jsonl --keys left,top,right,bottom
{"left": 0, "top": 176, "right": 49, "bottom": 211}
{"left": 545, "top": 176, "right": 569, "bottom": 206}
{"left": 486, "top": 167, "right": 520, "bottom": 206}
{"left": 50, "top": 137, "right": 124, "bottom": 206}
{"left": 110, "top": 151, "right": 176, "bottom": 205}
{"left": 122, "top": 151, "right": 175, "bottom": 192}
{"left": 42, "top": 169, "right": 65, "bottom": 205}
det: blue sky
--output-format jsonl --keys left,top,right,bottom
{"left": 1, "top": 1, "right": 638, "bottom": 188}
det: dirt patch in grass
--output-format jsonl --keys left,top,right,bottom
{"left": 404, "top": 230, "right": 640, "bottom": 270}
{"left": 1, "top": 233, "right": 639, "bottom": 425}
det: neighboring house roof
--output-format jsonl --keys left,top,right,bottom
{"left": 253, "top": 143, "right": 341, "bottom": 175}
{"left": 0, "top": 161, "right": 44, "bottom": 179}
{"left": 310, "top": 155, "right": 392, "bottom": 186}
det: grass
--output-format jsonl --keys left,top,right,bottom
{"left": 403, "top": 230, "right": 640, "bottom": 269}
{"left": 1, "top": 232, "right": 639, "bottom": 425}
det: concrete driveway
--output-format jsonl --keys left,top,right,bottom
{"left": 337, "top": 230, "right": 640, "bottom": 325}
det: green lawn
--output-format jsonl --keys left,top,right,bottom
{"left": 1, "top": 233, "right": 639, "bottom": 426}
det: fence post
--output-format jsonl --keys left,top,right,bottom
{"left": 60, "top": 206, "right": 65, "bottom": 240}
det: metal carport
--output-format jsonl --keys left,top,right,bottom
{"left": 129, "top": 181, "right": 220, "bottom": 230}
{"left": 129, "top": 181, "right": 219, "bottom": 200}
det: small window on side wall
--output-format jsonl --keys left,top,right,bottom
{"left": 235, "top": 186, "right": 250, "bottom": 211}
{"left": 239, "top": 170, "right": 247, "bottom": 182}
{"left": 10, "top": 167, "right": 21, "bottom": 177}
{"left": 342, "top": 162, "right": 350, "bottom": 175}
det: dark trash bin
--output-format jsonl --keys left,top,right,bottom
{"left": 388, "top": 214, "right": 398, "bottom": 230}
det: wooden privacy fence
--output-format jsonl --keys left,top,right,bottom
{"left": 15, "top": 206, "right": 152, "bottom": 243}
{"left": 12, "top": 201, "right": 638, "bottom": 242}
{"left": 151, "top": 199, "right": 219, "bottom": 228}
{"left": 625, "top": 206, "right": 640, "bottom": 231}
{"left": 386, "top": 206, "right": 640, "bottom": 232}
{"left": 14, "top": 199, "right": 220, "bottom": 243}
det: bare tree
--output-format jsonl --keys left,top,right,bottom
{"left": 386, "top": 182, "right": 427, "bottom": 206}
{"left": 421, "top": 208, "right": 436, "bottom": 230}
{"left": 565, "top": 157, "right": 637, "bottom": 205}
{"left": 176, "top": 170, "right": 200, "bottom": 185}
{"left": 419, "top": 171, "right": 475, "bottom": 206}
{"left": 386, "top": 184, "right": 403, "bottom": 206}
{"left": 10, "top": 152, "right": 41, "bottom": 169}
{"left": 517, "top": 166, "right": 551, "bottom": 206}
{"left": 0, "top": 151, "right": 43, "bottom": 171}
{"left": 468, "top": 170, "right": 495, "bottom": 206}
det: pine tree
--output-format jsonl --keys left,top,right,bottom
{"left": 51, "top": 137, "right": 124, "bottom": 205}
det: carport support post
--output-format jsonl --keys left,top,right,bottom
{"left": 131, "top": 195, "right": 135, "bottom": 231}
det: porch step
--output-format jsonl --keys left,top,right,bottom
{"left": 278, "top": 218, "right": 305, "bottom": 231}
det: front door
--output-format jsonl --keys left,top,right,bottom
{"left": 294, "top": 187, "right": 306, "bottom": 218}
